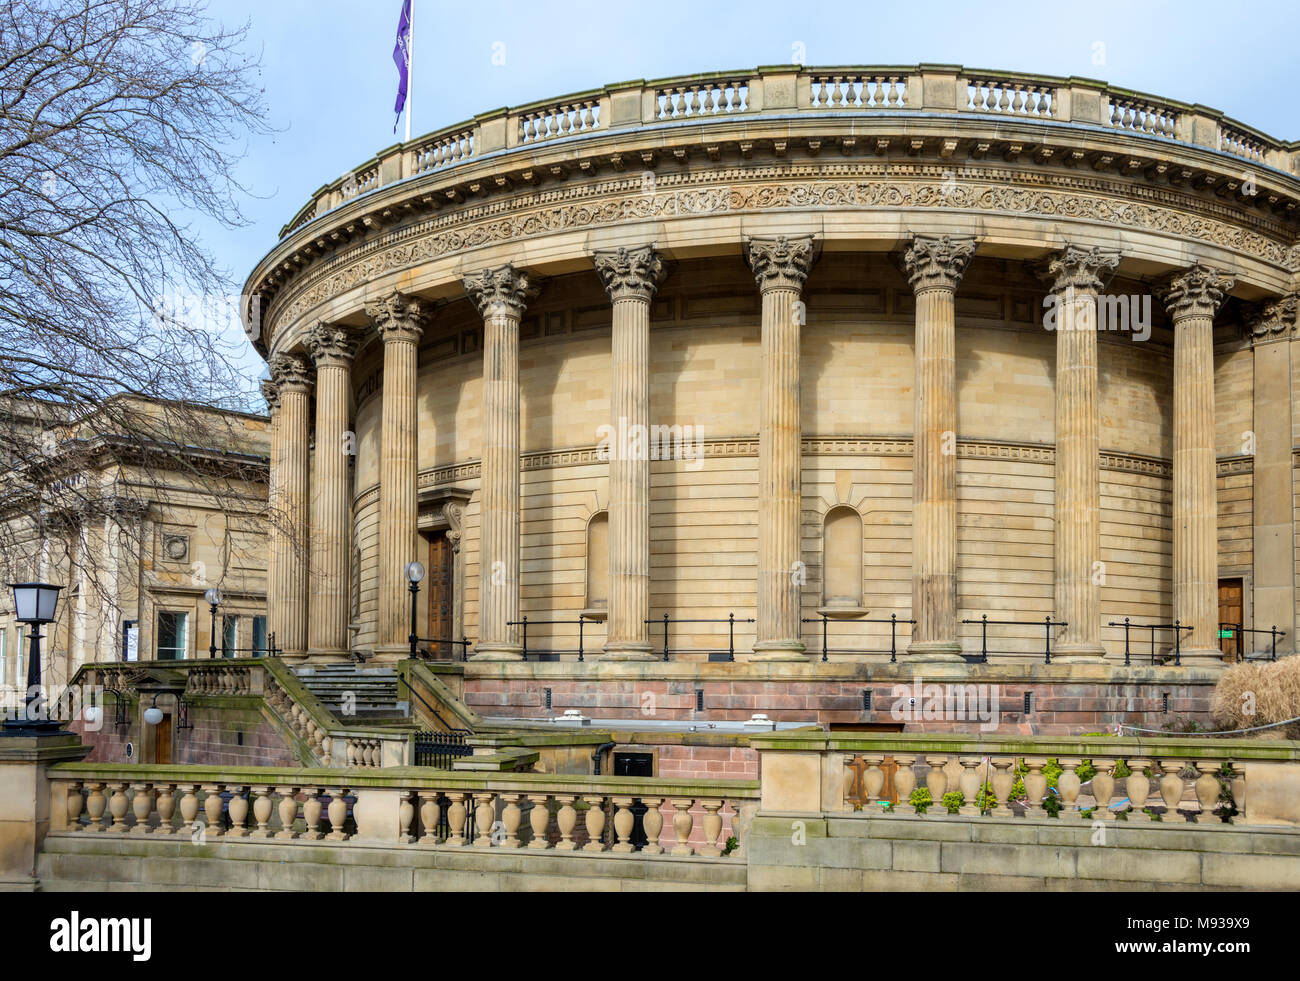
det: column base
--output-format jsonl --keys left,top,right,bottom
{"left": 749, "top": 640, "right": 808, "bottom": 662}
{"left": 470, "top": 643, "right": 524, "bottom": 662}
{"left": 370, "top": 645, "right": 413, "bottom": 665}
{"left": 906, "top": 641, "right": 965, "bottom": 663}
{"left": 1051, "top": 643, "right": 1107, "bottom": 665}
{"left": 304, "top": 650, "right": 353, "bottom": 665}
{"left": 1176, "top": 648, "right": 1229, "bottom": 670}
{"left": 600, "top": 642, "right": 657, "bottom": 662}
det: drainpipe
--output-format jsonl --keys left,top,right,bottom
{"left": 591, "top": 741, "right": 615, "bottom": 775}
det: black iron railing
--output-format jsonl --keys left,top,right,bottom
{"left": 1216, "top": 622, "right": 1285, "bottom": 662}
{"left": 506, "top": 616, "right": 606, "bottom": 661}
{"left": 412, "top": 637, "right": 473, "bottom": 661}
{"left": 1107, "top": 618, "right": 1194, "bottom": 666}
{"left": 645, "top": 613, "right": 755, "bottom": 662}
{"left": 961, "top": 615, "right": 1067, "bottom": 665}
{"left": 413, "top": 729, "right": 474, "bottom": 769}
{"left": 203, "top": 633, "right": 280, "bottom": 659}
{"left": 396, "top": 673, "right": 467, "bottom": 733}
{"left": 800, "top": 613, "right": 917, "bottom": 663}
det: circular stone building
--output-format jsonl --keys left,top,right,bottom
{"left": 245, "top": 65, "right": 1300, "bottom": 733}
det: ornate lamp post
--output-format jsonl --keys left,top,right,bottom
{"left": 405, "top": 562, "right": 425, "bottom": 659}
{"left": 205, "top": 587, "right": 223, "bottom": 659}
{"left": 3, "top": 581, "right": 65, "bottom": 735}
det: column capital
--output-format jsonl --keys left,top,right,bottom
{"left": 307, "top": 323, "right": 363, "bottom": 366}
{"left": 1156, "top": 264, "right": 1235, "bottom": 320}
{"left": 1041, "top": 245, "right": 1121, "bottom": 293}
{"left": 593, "top": 245, "right": 665, "bottom": 302}
{"left": 904, "top": 235, "right": 976, "bottom": 293}
{"left": 1243, "top": 292, "right": 1297, "bottom": 344}
{"left": 746, "top": 235, "right": 817, "bottom": 292}
{"left": 463, "top": 264, "right": 537, "bottom": 319}
{"left": 366, "top": 291, "right": 427, "bottom": 344}
{"left": 260, "top": 379, "right": 280, "bottom": 414}
{"left": 268, "top": 352, "right": 313, "bottom": 394}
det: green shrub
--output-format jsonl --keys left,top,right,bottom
{"left": 1076, "top": 759, "right": 1097, "bottom": 783}
{"left": 941, "top": 790, "right": 965, "bottom": 815}
{"left": 975, "top": 781, "right": 998, "bottom": 813}
{"left": 1113, "top": 760, "right": 1132, "bottom": 779}
{"left": 909, "top": 787, "right": 933, "bottom": 815}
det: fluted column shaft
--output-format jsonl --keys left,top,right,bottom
{"left": 269, "top": 355, "right": 313, "bottom": 658}
{"left": 904, "top": 236, "right": 975, "bottom": 662}
{"left": 307, "top": 325, "right": 361, "bottom": 659}
{"left": 1160, "top": 265, "right": 1235, "bottom": 666}
{"left": 465, "top": 266, "right": 535, "bottom": 661}
{"left": 1046, "top": 247, "right": 1120, "bottom": 660}
{"left": 747, "top": 236, "right": 816, "bottom": 660}
{"left": 260, "top": 380, "right": 281, "bottom": 646}
{"left": 368, "top": 295, "right": 426, "bottom": 654}
{"left": 595, "top": 247, "right": 664, "bottom": 660}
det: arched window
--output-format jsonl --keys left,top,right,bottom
{"left": 585, "top": 512, "right": 609, "bottom": 615}
{"left": 822, "top": 506, "right": 864, "bottom": 609}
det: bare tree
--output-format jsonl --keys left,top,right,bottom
{"left": 0, "top": 0, "right": 277, "bottom": 673}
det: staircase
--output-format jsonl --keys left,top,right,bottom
{"left": 293, "top": 664, "right": 411, "bottom": 725}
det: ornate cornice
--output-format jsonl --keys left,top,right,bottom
{"left": 463, "top": 264, "right": 536, "bottom": 320}
{"left": 261, "top": 169, "right": 1295, "bottom": 338}
{"left": 366, "top": 291, "right": 427, "bottom": 343}
{"left": 904, "top": 234, "right": 976, "bottom": 293}
{"left": 1243, "top": 292, "right": 1298, "bottom": 344}
{"left": 593, "top": 245, "right": 666, "bottom": 302}
{"left": 268, "top": 353, "right": 313, "bottom": 393}
{"left": 307, "top": 322, "right": 363, "bottom": 366}
{"left": 1156, "top": 263, "right": 1236, "bottom": 320}
{"left": 1042, "top": 245, "right": 1122, "bottom": 293}
{"left": 745, "top": 235, "right": 818, "bottom": 292}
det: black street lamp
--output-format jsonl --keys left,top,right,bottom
{"left": 4, "top": 581, "right": 65, "bottom": 736}
{"left": 405, "top": 562, "right": 425, "bottom": 659}
{"left": 205, "top": 587, "right": 223, "bottom": 659}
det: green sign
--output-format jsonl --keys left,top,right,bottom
{"left": 1219, "top": 629, "right": 1234, "bottom": 639}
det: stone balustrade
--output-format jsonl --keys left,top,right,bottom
{"left": 748, "top": 730, "right": 1300, "bottom": 828}
{"left": 48, "top": 765, "right": 760, "bottom": 856}
{"left": 276, "top": 63, "right": 1299, "bottom": 238}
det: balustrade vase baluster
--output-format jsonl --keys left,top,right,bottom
{"left": 893, "top": 756, "right": 917, "bottom": 814}
{"left": 1057, "top": 758, "right": 1083, "bottom": 819}
{"left": 155, "top": 784, "right": 177, "bottom": 834}
{"left": 108, "top": 784, "right": 130, "bottom": 832}
{"left": 1024, "top": 758, "right": 1049, "bottom": 818}
{"left": 129, "top": 784, "right": 154, "bottom": 835}
{"left": 177, "top": 785, "right": 199, "bottom": 835}
{"left": 201, "top": 785, "right": 225, "bottom": 837}
{"left": 445, "top": 792, "right": 468, "bottom": 846}
{"left": 85, "top": 783, "right": 107, "bottom": 832}
{"left": 611, "top": 796, "right": 636, "bottom": 853}
{"left": 275, "top": 787, "right": 300, "bottom": 840}
{"left": 226, "top": 787, "right": 250, "bottom": 837}
{"left": 958, "top": 757, "right": 983, "bottom": 816}
{"left": 925, "top": 756, "right": 950, "bottom": 817}
{"left": 990, "top": 760, "right": 1014, "bottom": 817}
{"left": 582, "top": 795, "right": 607, "bottom": 852}
{"left": 473, "top": 793, "right": 495, "bottom": 846}
{"left": 554, "top": 795, "right": 577, "bottom": 850}
{"left": 699, "top": 799, "right": 724, "bottom": 856}
{"left": 863, "top": 755, "right": 886, "bottom": 808}
{"left": 1126, "top": 760, "right": 1152, "bottom": 821}
{"left": 252, "top": 787, "right": 274, "bottom": 837}
{"left": 1160, "top": 762, "right": 1188, "bottom": 823}
{"left": 325, "top": 789, "right": 349, "bottom": 840}
{"left": 1091, "top": 762, "right": 1116, "bottom": 820}
{"left": 301, "top": 789, "right": 323, "bottom": 840}
{"left": 500, "top": 794, "right": 522, "bottom": 848}
{"left": 670, "top": 798, "right": 695, "bottom": 855}
{"left": 399, "top": 792, "right": 416, "bottom": 843}
{"left": 419, "top": 792, "right": 441, "bottom": 845}
{"left": 641, "top": 797, "right": 665, "bottom": 855}
{"left": 526, "top": 794, "right": 551, "bottom": 848}
{"left": 66, "top": 783, "right": 85, "bottom": 831}
{"left": 1194, "top": 762, "right": 1221, "bottom": 823}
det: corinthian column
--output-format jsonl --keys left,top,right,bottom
{"left": 268, "top": 353, "right": 313, "bottom": 659}
{"left": 366, "top": 293, "right": 427, "bottom": 657}
{"left": 904, "top": 235, "right": 975, "bottom": 662}
{"left": 306, "top": 323, "right": 362, "bottom": 661}
{"left": 1158, "top": 264, "right": 1235, "bottom": 667}
{"left": 465, "top": 265, "right": 536, "bottom": 661}
{"left": 1044, "top": 246, "right": 1120, "bottom": 662}
{"left": 260, "top": 379, "right": 281, "bottom": 647}
{"left": 746, "top": 235, "right": 817, "bottom": 660}
{"left": 594, "top": 246, "right": 665, "bottom": 660}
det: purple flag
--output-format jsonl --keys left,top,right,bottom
{"left": 392, "top": 0, "right": 412, "bottom": 132}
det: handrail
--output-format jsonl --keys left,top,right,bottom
{"left": 396, "top": 673, "right": 459, "bottom": 733}
{"left": 645, "top": 613, "right": 755, "bottom": 662}
{"left": 962, "top": 614, "right": 1068, "bottom": 664}
{"left": 1107, "top": 619, "right": 1195, "bottom": 667}
{"left": 276, "top": 63, "right": 1300, "bottom": 240}
{"left": 506, "top": 615, "right": 606, "bottom": 661}
{"left": 801, "top": 613, "right": 916, "bottom": 663}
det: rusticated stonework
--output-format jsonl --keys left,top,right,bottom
{"left": 904, "top": 235, "right": 976, "bottom": 292}
{"left": 593, "top": 245, "right": 665, "bottom": 301}
{"left": 745, "top": 235, "right": 818, "bottom": 291}
{"left": 463, "top": 264, "right": 536, "bottom": 318}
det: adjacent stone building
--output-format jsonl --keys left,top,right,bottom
{"left": 243, "top": 65, "right": 1300, "bottom": 733}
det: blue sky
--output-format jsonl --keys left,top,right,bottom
{"left": 205, "top": 0, "right": 1300, "bottom": 389}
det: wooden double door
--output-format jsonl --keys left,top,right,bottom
{"left": 426, "top": 533, "right": 456, "bottom": 651}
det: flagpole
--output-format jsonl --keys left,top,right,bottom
{"left": 404, "top": 0, "right": 414, "bottom": 143}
